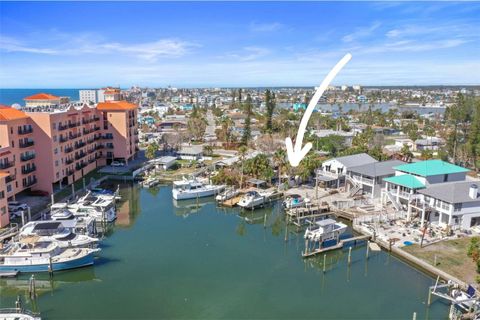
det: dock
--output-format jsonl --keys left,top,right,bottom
{"left": 0, "top": 224, "right": 19, "bottom": 243}
{"left": 302, "top": 235, "right": 371, "bottom": 258}
{"left": 286, "top": 204, "right": 331, "bottom": 226}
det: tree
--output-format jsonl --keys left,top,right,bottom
{"left": 187, "top": 116, "right": 207, "bottom": 142}
{"left": 241, "top": 94, "right": 252, "bottom": 146}
{"left": 400, "top": 143, "right": 413, "bottom": 159}
{"left": 265, "top": 89, "right": 275, "bottom": 133}
{"left": 145, "top": 142, "right": 159, "bottom": 160}
{"left": 238, "top": 145, "right": 248, "bottom": 189}
{"left": 273, "top": 149, "right": 287, "bottom": 187}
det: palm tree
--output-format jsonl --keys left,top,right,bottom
{"left": 238, "top": 145, "right": 248, "bottom": 189}
{"left": 273, "top": 149, "right": 287, "bottom": 188}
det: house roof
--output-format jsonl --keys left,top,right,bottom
{"left": 331, "top": 153, "right": 377, "bottom": 168}
{"left": 384, "top": 174, "right": 425, "bottom": 189}
{"left": 348, "top": 160, "right": 405, "bottom": 178}
{"left": 178, "top": 145, "right": 203, "bottom": 155}
{"left": 24, "top": 93, "right": 60, "bottom": 101}
{"left": 0, "top": 106, "right": 29, "bottom": 121}
{"left": 96, "top": 101, "right": 137, "bottom": 111}
{"left": 418, "top": 181, "right": 480, "bottom": 204}
{"left": 394, "top": 159, "right": 469, "bottom": 177}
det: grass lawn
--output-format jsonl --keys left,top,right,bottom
{"left": 403, "top": 237, "right": 479, "bottom": 285}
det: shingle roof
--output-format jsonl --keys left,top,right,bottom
{"left": 96, "top": 101, "right": 137, "bottom": 111}
{"left": 333, "top": 153, "right": 377, "bottom": 168}
{"left": 394, "top": 159, "right": 469, "bottom": 177}
{"left": 24, "top": 93, "right": 60, "bottom": 100}
{"left": 418, "top": 181, "right": 480, "bottom": 204}
{"left": 384, "top": 174, "right": 425, "bottom": 189}
{"left": 348, "top": 160, "right": 405, "bottom": 177}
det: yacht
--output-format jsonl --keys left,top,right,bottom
{"left": 282, "top": 194, "right": 309, "bottom": 209}
{"left": 19, "top": 221, "right": 99, "bottom": 248}
{"left": 0, "top": 241, "right": 99, "bottom": 273}
{"left": 172, "top": 179, "right": 224, "bottom": 200}
{"left": 304, "top": 218, "right": 348, "bottom": 242}
{"left": 49, "top": 206, "right": 96, "bottom": 235}
{"left": 237, "top": 190, "right": 274, "bottom": 209}
{"left": 215, "top": 187, "right": 239, "bottom": 202}
{"left": 52, "top": 197, "right": 116, "bottom": 223}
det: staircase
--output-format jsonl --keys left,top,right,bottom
{"left": 385, "top": 191, "right": 401, "bottom": 211}
{"left": 346, "top": 175, "right": 362, "bottom": 197}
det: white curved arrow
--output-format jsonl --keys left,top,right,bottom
{"left": 286, "top": 53, "right": 352, "bottom": 167}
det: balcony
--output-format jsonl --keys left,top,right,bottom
{"left": 102, "top": 135, "right": 113, "bottom": 140}
{"left": 19, "top": 140, "right": 35, "bottom": 148}
{"left": 75, "top": 152, "right": 86, "bottom": 160}
{"left": 6, "top": 174, "right": 16, "bottom": 183}
{"left": 23, "top": 177, "right": 37, "bottom": 188}
{"left": 65, "top": 158, "right": 74, "bottom": 165}
{"left": 69, "top": 133, "right": 79, "bottom": 140}
{"left": 83, "top": 128, "right": 90, "bottom": 135}
{"left": 66, "top": 169, "right": 74, "bottom": 176}
{"left": 68, "top": 122, "right": 80, "bottom": 128}
{"left": 88, "top": 158, "right": 96, "bottom": 164}
{"left": 96, "top": 144, "right": 104, "bottom": 150}
{"left": 59, "top": 136, "right": 68, "bottom": 143}
{"left": 58, "top": 124, "right": 68, "bottom": 131}
{"left": 22, "top": 165, "right": 36, "bottom": 174}
{"left": 75, "top": 141, "right": 86, "bottom": 149}
{"left": 93, "top": 116, "right": 100, "bottom": 121}
{"left": 64, "top": 146, "right": 73, "bottom": 154}
{"left": 18, "top": 127, "right": 33, "bottom": 135}
{"left": 0, "top": 161, "right": 14, "bottom": 169}
{"left": 93, "top": 126, "right": 101, "bottom": 131}
{"left": 75, "top": 162, "right": 87, "bottom": 171}
{"left": 21, "top": 153, "right": 35, "bottom": 162}
{"left": 105, "top": 143, "right": 114, "bottom": 149}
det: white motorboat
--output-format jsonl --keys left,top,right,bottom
{"left": 142, "top": 177, "right": 160, "bottom": 188}
{"left": 215, "top": 187, "right": 239, "bottom": 202}
{"left": 0, "top": 241, "right": 100, "bottom": 273}
{"left": 282, "top": 194, "right": 309, "bottom": 209}
{"left": 50, "top": 205, "right": 105, "bottom": 232}
{"left": 304, "top": 218, "right": 348, "bottom": 242}
{"left": 172, "top": 179, "right": 224, "bottom": 200}
{"left": 237, "top": 190, "right": 274, "bottom": 209}
{"left": 52, "top": 196, "right": 116, "bottom": 223}
{"left": 19, "top": 221, "right": 99, "bottom": 248}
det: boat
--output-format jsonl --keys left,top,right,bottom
{"left": 172, "top": 178, "right": 224, "bottom": 200}
{"left": 49, "top": 207, "right": 96, "bottom": 236}
{"left": 451, "top": 285, "right": 479, "bottom": 311}
{"left": 282, "top": 194, "right": 309, "bottom": 209}
{"left": 52, "top": 196, "right": 117, "bottom": 223}
{"left": 215, "top": 187, "right": 239, "bottom": 202}
{"left": 142, "top": 177, "right": 160, "bottom": 188}
{"left": 237, "top": 190, "right": 274, "bottom": 209}
{"left": 304, "top": 218, "right": 348, "bottom": 242}
{"left": 0, "top": 241, "right": 100, "bottom": 273}
{"left": 0, "top": 297, "right": 41, "bottom": 320}
{"left": 19, "top": 221, "right": 99, "bottom": 248}
{"left": 90, "top": 187, "right": 121, "bottom": 200}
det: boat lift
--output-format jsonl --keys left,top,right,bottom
{"left": 428, "top": 277, "right": 480, "bottom": 319}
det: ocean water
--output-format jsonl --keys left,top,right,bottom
{"left": 0, "top": 183, "right": 449, "bottom": 319}
{"left": 0, "top": 89, "right": 82, "bottom": 106}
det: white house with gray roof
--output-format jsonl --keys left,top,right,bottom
{"left": 316, "top": 153, "right": 377, "bottom": 189}
{"left": 346, "top": 160, "right": 405, "bottom": 199}
{"left": 412, "top": 181, "right": 480, "bottom": 230}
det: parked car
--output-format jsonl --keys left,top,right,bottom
{"left": 111, "top": 161, "right": 125, "bottom": 167}
{"left": 8, "top": 201, "right": 28, "bottom": 212}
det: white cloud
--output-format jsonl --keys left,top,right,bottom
{"left": 342, "top": 22, "right": 381, "bottom": 43}
{"left": 225, "top": 46, "right": 270, "bottom": 61}
{"left": 0, "top": 34, "right": 197, "bottom": 61}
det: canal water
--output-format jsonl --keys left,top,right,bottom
{"left": 1, "top": 183, "right": 449, "bottom": 319}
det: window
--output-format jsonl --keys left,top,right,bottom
{"left": 55, "top": 160, "right": 59, "bottom": 166}
{"left": 443, "top": 174, "right": 448, "bottom": 182}
{"left": 54, "top": 148, "right": 58, "bottom": 154}
{"left": 56, "top": 172, "right": 59, "bottom": 179}
{"left": 7, "top": 184, "right": 12, "bottom": 192}
{"left": 53, "top": 123, "right": 57, "bottom": 130}
{"left": 0, "top": 191, "right": 4, "bottom": 199}
{"left": 53, "top": 135, "right": 57, "bottom": 142}
{"left": 454, "top": 203, "right": 463, "bottom": 212}
{"left": 1, "top": 206, "right": 6, "bottom": 215}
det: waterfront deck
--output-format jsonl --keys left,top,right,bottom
{"left": 302, "top": 235, "right": 371, "bottom": 258}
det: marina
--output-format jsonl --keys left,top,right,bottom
{"left": 0, "top": 182, "right": 452, "bottom": 319}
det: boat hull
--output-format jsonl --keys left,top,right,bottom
{"left": 0, "top": 251, "right": 96, "bottom": 273}
{"left": 173, "top": 187, "right": 223, "bottom": 200}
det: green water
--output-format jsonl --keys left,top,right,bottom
{"left": 1, "top": 183, "right": 449, "bottom": 319}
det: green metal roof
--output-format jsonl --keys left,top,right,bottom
{"left": 393, "top": 160, "right": 469, "bottom": 177}
{"left": 383, "top": 174, "right": 425, "bottom": 189}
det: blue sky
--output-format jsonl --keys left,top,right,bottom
{"left": 0, "top": 1, "right": 479, "bottom": 88}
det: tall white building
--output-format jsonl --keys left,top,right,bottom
{"left": 79, "top": 90, "right": 98, "bottom": 104}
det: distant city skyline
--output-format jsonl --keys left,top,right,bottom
{"left": 1, "top": 1, "right": 479, "bottom": 88}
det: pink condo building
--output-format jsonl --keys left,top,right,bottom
{"left": 0, "top": 93, "right": 139, "bottom": 227}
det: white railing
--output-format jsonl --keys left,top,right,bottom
{"left": 317, "top": 170, "right": 341, "bottom": 178}
{"left": 353, "top": 211, "right": 407, "bottom": 226}
{"left": 351, "top": 175, "right": 374, "bottom": 185}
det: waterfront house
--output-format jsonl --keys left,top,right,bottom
{"left": 316, "top": 153, "right": 377, "bottom": 188}
{"left": 381, "top": 159, "right": 470, "bottom": 217}
{"left": 152, "top": 156, "right": 177, "bottom": 170}
{"left": 177, "top": 145, "right": 203, "bottom": 160}
{"left": 414, "top": 137, "right": 445, "bottom": 151}
{"left": 346, "top": 160, "right": 405, "bottom": 199}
